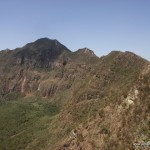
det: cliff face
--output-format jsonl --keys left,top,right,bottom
{"left": 0, "top": 38, "right": 71, "bottom": 97}
{"left": 0, "top": 38, "right": 149, "bottom": 150}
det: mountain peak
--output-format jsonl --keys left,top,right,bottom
{"left": 13, "top": 38, "right": 71, "bottom": 68}
{"left": 76, "top": 48, "right": 95, "bottom": 56}
{"left": 35, "top": 37, "right": 50, "bottom": 42}
{"left": 33, "top": 38, "right": 59, "bottom": 45}
{"left": 24, "top": 38, "right": 69, "bottom": 51}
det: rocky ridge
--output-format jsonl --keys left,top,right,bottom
{"left": 0, "top": 38, "right": 149, "bottom": 150}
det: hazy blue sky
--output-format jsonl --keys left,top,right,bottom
{"left": 0, "top": 0, "right": 150, "bottom": 60}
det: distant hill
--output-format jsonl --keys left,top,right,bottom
{"left": 0, "top": 38, "right": 149, "bottom": 150}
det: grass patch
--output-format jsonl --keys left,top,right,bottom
{"left": 0, "top": 97, "right": 60, "bottom": 150}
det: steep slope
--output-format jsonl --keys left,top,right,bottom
{"left": 0, "top": 38, "right": 72, "bottom": 98}
{"left": 0, "top": 39, "right": 149, "bottom": 150}
{"left": 56, "top": 54, "right": 150, "bottom": 150}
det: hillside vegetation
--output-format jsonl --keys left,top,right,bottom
{"left": 0, "top": 38, "right": 149, "bottom": 150}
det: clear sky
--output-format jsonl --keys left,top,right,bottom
{"left": 0, "top": 0, "right": 150, "bottom": 60}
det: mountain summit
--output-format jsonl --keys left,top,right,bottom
{"left": 23, "top": 38, "right": 70, "bottom": 52}
{"left": 13, "top": 38, "right": 70, "bottom": 67}
{"left": 76, "top": 48, "right": 95, "bottom": 56}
